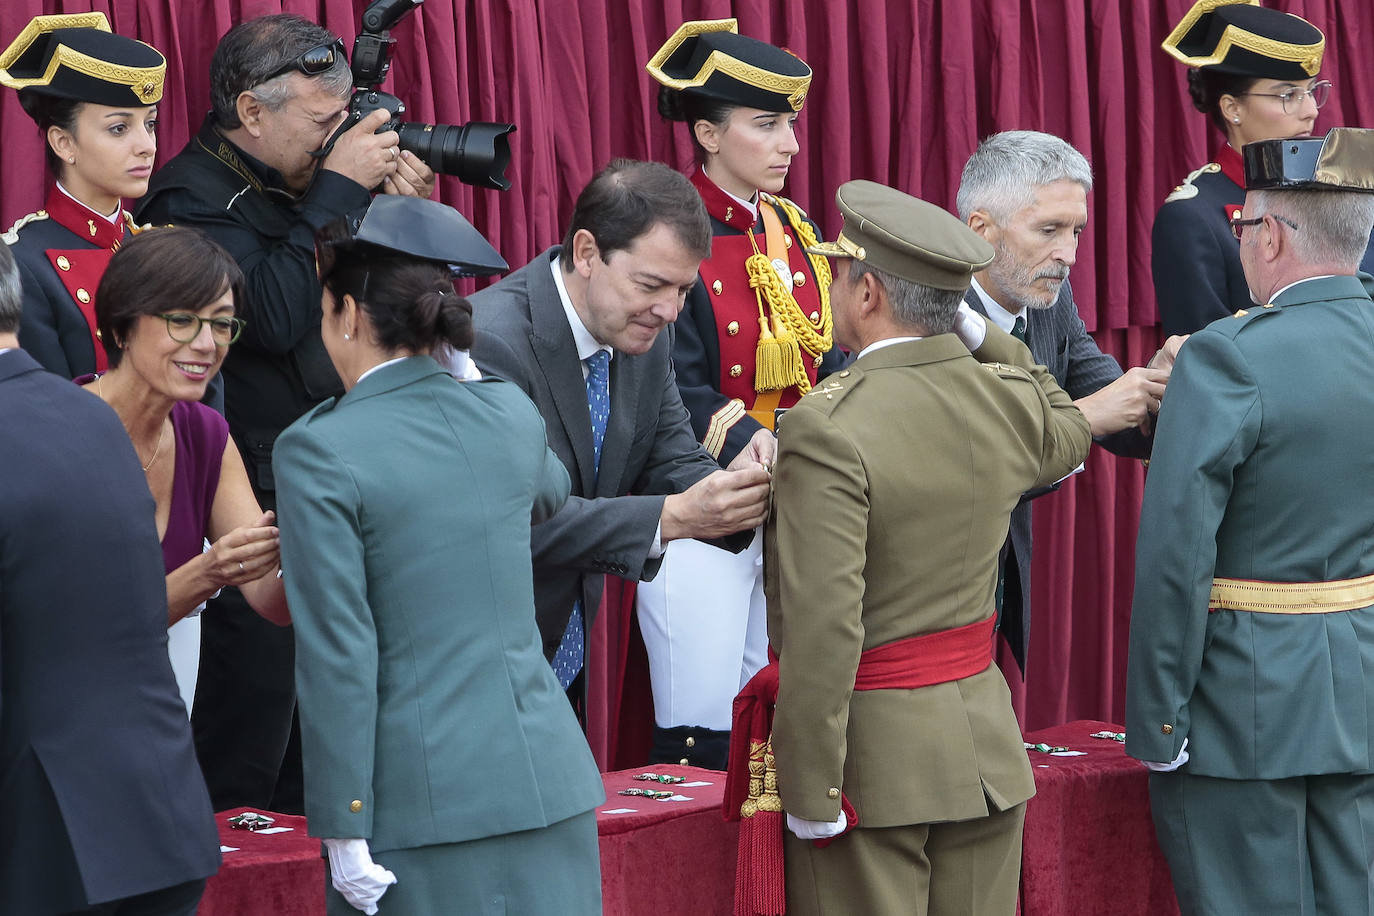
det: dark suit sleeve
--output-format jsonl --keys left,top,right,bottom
{"left": 1126, "top": 330, "right": 1257, "bottom": 764}
{"left": 1152, "top": 198, "right": 1234, "bottom": 338}
{"left": 138, "top": 171, "right": 370, "bottom": 357}
{"left": 1056, "top": 287, "right": 1152, "bottom": 459}
{"left": 272, "top": 422, "right": 379, "bottom": 839}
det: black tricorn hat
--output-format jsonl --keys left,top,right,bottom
{"left": 1162, "top": 0, "right": 1323, "bottom": 81}
{"left": 647, "top": 18, "right": 812, "bottom": 114}
{"left": 318, "top": 196, "right": 508, "bottom": 279}
{"left": 0, "top": 13, "right": 165, "bottom": 108}
{"left": 1243, "top": 129, "right": 1374, "bottom": 193}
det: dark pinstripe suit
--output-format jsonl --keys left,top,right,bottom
{"left": 965, "top": 280, "right": 1150, "bottom": 666}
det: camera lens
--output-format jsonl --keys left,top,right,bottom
{"left": 397, "top": 121, "right": 516, "bottom": 191}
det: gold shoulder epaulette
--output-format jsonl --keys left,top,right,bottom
{"left": 2, "top": 209, "right": 49, "bottom": 245}
{"left": 123, "top": 211, "right": 155, "bottom": 234}
{"left": 1165, "top": 163, "right": 1221, "bottom": 203}
{"left": 760, "top": 191, "right": 807, "bottom": 222}
{"left": 803, "top": 368, "right": 858, "bottom": 404}
{"left": 1233, "top": 308, "right": 1248, "bottom": 318}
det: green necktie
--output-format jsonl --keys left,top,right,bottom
{"left": 1011, "top": 315, "right": 1027, "bottom": 344}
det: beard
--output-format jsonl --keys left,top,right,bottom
{"left": 987, "top": 239, "right": 1069, "bottom": 312}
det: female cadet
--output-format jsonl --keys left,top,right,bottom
{"left": 0, "top": 13, "right": 165, "bottom": 378}
{"left": 1152, "top": 0, "right": 1373, "bottom": 336}
{"left": 640, "top": 19, "right": 844, "bottom": 769}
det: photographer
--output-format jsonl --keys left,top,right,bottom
{"left": 135, "top": 13, "right": 434, "bottom": 814}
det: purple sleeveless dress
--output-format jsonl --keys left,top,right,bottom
{"left": 160, "top": 401, "right": 228, "bottom": 573}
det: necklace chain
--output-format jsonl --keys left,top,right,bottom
{"left": 96, "top": 374, "right": 167, "bottom": 472}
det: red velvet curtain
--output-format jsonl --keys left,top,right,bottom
{"left": 5, "top": 1, "right": 1373, "bottom": 730}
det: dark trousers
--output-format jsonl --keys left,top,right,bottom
{"left": 192, "top": 586, "right": 301, "bottom": 812}
{"left": 1150, "top": 770, "right": 1374, "bottom": 916}
{"left": 61, "top": 879, "right": 206, "bottom": 916}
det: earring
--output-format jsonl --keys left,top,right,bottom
{"left": 68, "top": 156, "right": 75, "bottom": 163}
{"left": 343, "top": 333, "right": 351, "bottom": 341}
{"left": 1232, "top": 117, "right": 1240, "bottom": 124}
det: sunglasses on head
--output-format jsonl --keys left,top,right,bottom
{"left": 263, "top": 38, "right": 348, "bottom": 83}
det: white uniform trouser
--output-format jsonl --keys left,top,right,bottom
{"left": 635, "top": 530, "right": 767, "bottom": 731}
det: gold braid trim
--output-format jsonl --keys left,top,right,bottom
{"left": 745, "top": 195, "right": 834, "bottom": 394}
{"left": 739, "top": 738, "right": 783, "bottom": 818}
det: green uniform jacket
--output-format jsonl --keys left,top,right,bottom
{"left": 273, "top": 357, "right": 604, "bottom": 851}
{"left": 768, "top": 327, "right": 1091, "bottom": 825}
{"left": 1127, "top": 275, "right": 1374, "bottom": 778}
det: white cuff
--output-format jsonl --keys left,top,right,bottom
{"left": 954, "top": 302, "right": 988, "bottom": 351}
{"left": 786, "top": 809, "right": 847, "bottom": 840}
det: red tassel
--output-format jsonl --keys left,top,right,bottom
{"left": 735, "top": 809, "right": 786, "bottom": 916}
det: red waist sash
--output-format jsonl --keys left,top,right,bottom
{"left": 724, "top": 613, "right": 997, "bottom": 915}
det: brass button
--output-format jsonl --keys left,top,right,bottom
{"left": 808, "top": 310, "right": 819, "bottom": 322}
{"left": 730, "top": 364, "right": 743, "bottom": 378}
{"left": 794, "top": 272, "right": 807, "bottom": 288}
{"left": 712, "top": 279, "right": 723, "bottom": 295}
{"left": 1161, "top": 724, "right": 1173, "bottom": 735}
{"left": 784, "top": 235, "right": 793, "bottom": 248}
{"left": 839, "top": 370, "right": 851, "bottom": 378}
{"left": 813, "top": 355, "right": 822, "bottom": 368}
{"left": 855, "top": 246, "right": 866, "bottom": 260}
{"left": 76, "top": 288, "right": 91, "bottom": 304}
{"left": 679, "top": 758, "right": 690, "bottom": 765}
{"left": 56, "top": 256, "right": 71, "bottom": 271}
{"left": 727, "top": 320, "right": 740, "bottom": 336}
{"left": 827, "top": 787, "right": 839, "bottom": 799}
{"left": 685, "top": 736, "right": 696, "bottom": 748}
{"left": 350, "top": 799, "right": 363, "bottom": 813}
{"left": 95, "top": 329, "right": 103, "bottom": 339}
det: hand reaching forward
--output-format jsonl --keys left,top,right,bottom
{"left": 205, "top": 510, "right": 280, "bottom": 588}
{"left": 661, "top": 467, "right": 771, "bottom": 542}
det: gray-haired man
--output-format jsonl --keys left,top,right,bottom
{"left": 956, "top": 130, "right": 1186, "bottom": 669}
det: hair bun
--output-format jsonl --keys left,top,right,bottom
{"left": 657, "top": 85, "right": 688, "bottom": 121}
{"left": 434, "top": 288, "right": 474, "bottom": 350}
{"left": 1185, "top": 68, "right": 1211, "bottom": 115}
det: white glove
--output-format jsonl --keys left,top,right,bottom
{"left": 433, "top": 343, "right": 483, "bottom": 381}
{"left": 786, "top": 809, "right": 847, "bottom": 840}
{"left": 1143, "top": 737, "right": 1190, "bottom": 773}
{"left": 953, "top": 302, "right": 987, "bottom": 351}
{"left": 323, "top": 838, "right": 397, "bottom": 914}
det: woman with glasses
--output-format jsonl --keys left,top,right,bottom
{"left": 85, "top": 227, "right": 288, "bottom": 632}
{"left": 638, "top": 19, "right": 845, "bottom": 770}
{"left": 273, "top": 196, "right": 601, "bottom": 916}
{"left": 0, "top": 14, "right": 167, "bottom": 380}
{"left": 1152, "top": 0, "right": 1371, "bottom": 336}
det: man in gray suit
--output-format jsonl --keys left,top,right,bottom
{"left": 471, "top": 159, "right": 770, "bottom": 704}
{"left": 956, "top": 130, "right": 1186, "bottom": 668}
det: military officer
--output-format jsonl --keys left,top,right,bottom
{"left": 1127, "top": 129, "right": 1374, "bottom": 915}
{"left": 737, "top": 180, "right": 1090, "bottom": 915}
{"left": 1152, "top": 0, "right": 1374, "bottom": 337}
{"left": 639, "top": 19, "right": 846, "bottom": 768}
{"left": 0, "top": 13, "right": 165, "bottom": 379}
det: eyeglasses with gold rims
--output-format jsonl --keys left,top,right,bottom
{"left": 1229, "top": 212, "right": 1299, "bottom": 242}
{"left": 1235, "top": 80, "right": 1332, "bottom": 114}
{"left": 157, "top": 313, "right": 246, "bottom": 346}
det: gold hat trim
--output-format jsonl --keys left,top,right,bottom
{"left": 0, "top": 13, "right": 164, "bottom": 104}
{"left": 646, "top": 18, "right": 811, "bottom": 112}
{"left": 1162, "top": 0, "right": 1324, "bottom": 77}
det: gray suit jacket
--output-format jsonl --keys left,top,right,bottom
{"left": 965, "top": 281, "right": 1149, "bottom": 664}
{"left": 470, "top": 247, "right": 741, "bottom": 658}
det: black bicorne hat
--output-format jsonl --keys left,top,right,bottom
{"left": 647, "top": 18, "right": 812, "bottom": 114}
{"left": 0, "top": 13, "right": 165, "bottom": 108}
{"left": 1243, "top": 129, "right": 1374, "bottom": 193}
{"left": 1162, "top": 0, "right": 1324, "bottom": 81}
{"left": 317, "top": 196, "right": 508, "bottom": 279}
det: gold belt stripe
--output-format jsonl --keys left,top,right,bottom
{"left": 1208, "top": 573, "right": 1374, "bottom": 613}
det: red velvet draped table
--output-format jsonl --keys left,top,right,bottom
{"left": 1020, "top": 720, "right": 1180, "bottom": 916}
{"left": 201, "top": 731, "right": 1176, "bottom": 915}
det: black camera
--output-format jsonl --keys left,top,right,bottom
{"left": 345, "top": 0, "right": 515, "bottom": 190}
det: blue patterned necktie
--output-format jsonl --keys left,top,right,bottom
{"left": 552, "top": 349, "right": 612, "bottom": 690}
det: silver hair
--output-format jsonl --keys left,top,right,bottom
{"left": 848, "top": 260, "right": 964, "bottom": 335}
{"left": 956, "top": 130, "right": 1093, "bottom": 223}
{"left": 0, "top": 241, "right": 21, "bottom": 334}
{"left": 210, "top": 14, "right": 352, "bottom": 128}
{"left": 1250, "top": 188, "right": 1374, "bottom": 268}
